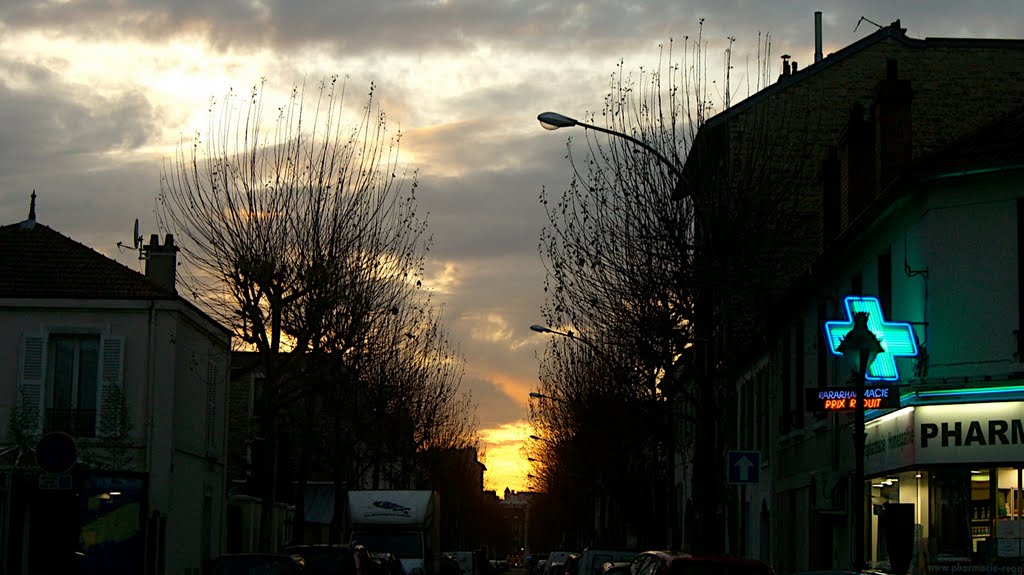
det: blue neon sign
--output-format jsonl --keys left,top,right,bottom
{"left": 823, "top": 296, "right": 919, "bottom": 381}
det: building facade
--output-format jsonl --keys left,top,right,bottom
{"left": 678, "top": 18, "right": 1024, "bottom": 570}
{"left": 751, "top": 107, "right": 1024, "bottom": 573}
{"left": 0, "top": 209, "right": 231, "bottom": 574}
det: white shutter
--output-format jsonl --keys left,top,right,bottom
{"left": 97, "top": 336, "right": 125, "bottom": 437}
{"left": 19, "top": 336, "right": 45, "bottom": 435}
{"left": 205, "top": 356, "right": 220, "bottom": 454}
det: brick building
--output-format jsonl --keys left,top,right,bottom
{"left": 677, "top": 19, "right": 1024, "bottom": 568}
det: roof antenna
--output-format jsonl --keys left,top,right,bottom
{"left": 28, "top": 190, "right": 36, "bottom": 221}
{"left": 854, "top": 16, "right": 883, "bottom": 33}
{"left": 116, "top": 218, "right": 146, "bottom": 260}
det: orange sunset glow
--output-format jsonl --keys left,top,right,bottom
{"left": 480, "top": 421, "right": 534, "bottom": 494}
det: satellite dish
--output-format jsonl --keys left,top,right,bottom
{"left": 133, "top": 219, "right": 141, "bottom": 250}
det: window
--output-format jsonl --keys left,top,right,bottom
{"left": 47, "top": 334, "right": 100, "bottom": 437}
{"left": 19, "top": 333, "right": 122, "bottom": 438}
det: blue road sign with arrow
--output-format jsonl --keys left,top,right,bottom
{"left": 727, "top": 450, "right": 761, "bottom": 485}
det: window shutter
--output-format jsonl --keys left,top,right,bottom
{"left": 97, "top": 336, "right": 125, "bottom": 437}
{"left": 19, "top": 336, "right": 45, "bottom": 435}
{"left": 206, "top": 356, "right": 220, "bottom": 454}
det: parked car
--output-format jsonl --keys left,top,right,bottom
{"left": 283, "top": 544, "right": 359, "bottom": 575}
{"left": 370, "top": 551, "right": 408, "bottom": 575}
{"left": 601, "top": 562, "right": 631, "bottom": 575}
{"left": 563, "top": 554, "right": 582, "bottom": 575}
{"left": 544, "top": 552, "right": 577, "bottom": 575}
{"left": 526, "top": 555, "right": 549, "bottom": 575}
{"left": 446, "top": 551, "right": 478, "bottom": 575}
{"left": 629, "top": 551, "right": 775, "bottom": 575}
{"left": 210, "top": 553, "right": 306, "bottom": 574}
{"left": 579, "top": 549, "right": 639, "bottom": 575}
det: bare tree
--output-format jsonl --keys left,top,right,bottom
{"left": 536, "top": 22, "right": 787, "bottom": 553}
{"left": 158, "top": 76, "right": 474, "bottom": 550}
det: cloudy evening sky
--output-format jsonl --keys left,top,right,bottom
{"left": 2, "top": 0, "right": 1021, "bottom": 494}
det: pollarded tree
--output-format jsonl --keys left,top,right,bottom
{"left": 157, "top": 76, "right": 462, "bottom": 550}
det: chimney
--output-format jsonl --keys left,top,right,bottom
{"left": 780, "top": 54, "right": 792, "bottom": 79}
{"left": 144, "top": 233, "right": 179, "bottom": 293}
{"left": 814, "top": 12, "right": 823, "bottom": 63}
{"left": 873, "top": 58, "right": 913, "bottom": 193}
{"left": 839, "top": 103, "right": 875, "bottom": 228}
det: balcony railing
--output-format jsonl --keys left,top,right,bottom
{"left": 45, "top": 408, "right": 97, "bottom": 437}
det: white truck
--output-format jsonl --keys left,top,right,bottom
{"left": 347, "top": 490, "right": 441, "bottom": 575}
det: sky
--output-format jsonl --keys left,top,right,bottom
{"left": 1, "top": 1, "right": 1021, "bottom": 496}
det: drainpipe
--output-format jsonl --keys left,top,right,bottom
{"left": 145, "top": 300, "right": 156, "bottom": 474}
{"left": 2, "top": 468, "right": 11, "bottom": 575}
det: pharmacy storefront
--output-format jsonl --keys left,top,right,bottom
{"left": 865, "top": 400, "right": 1024, "bottom": 573}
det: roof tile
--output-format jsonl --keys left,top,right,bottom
{"left": 0, "top": 220, "right": 174, "bottom": 299}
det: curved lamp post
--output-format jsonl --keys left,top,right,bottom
{"left": 836, "top": 311, "right": 884, "bottom": 570}
{"left": 529, "top": 391, "right": 567, "bottom": 404}
{"left": 537, "top": 111, "right": 689, "bottom": 199}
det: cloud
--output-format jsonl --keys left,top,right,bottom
{"left": 0, "top": 59, "right": 159, "bottom": 178}
{"left": 4, "top": 0, "right": 1024, "bottom": 497}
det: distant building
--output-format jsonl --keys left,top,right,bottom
{"left": 0, "top": 202, "right": 232, "bottom": 574}
{"left": 500, "top": 488, "right": 539, "bottom": 562}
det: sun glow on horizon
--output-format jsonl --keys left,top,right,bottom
{"left": 480, "top": 420, "right": 532, "bottom": 493}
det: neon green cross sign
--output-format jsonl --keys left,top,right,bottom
{"left": 823, "top": 296, "right": 919, "bottom": 381}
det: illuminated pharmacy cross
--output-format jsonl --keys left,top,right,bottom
{"left": 823, "top": 296, "right": 919, "bottom": 381}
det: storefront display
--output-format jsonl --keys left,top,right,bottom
{"left": 864, "top": 401, "right": 1024, "bottom": 572}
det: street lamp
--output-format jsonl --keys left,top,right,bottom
{"left": 530, "top": 324, "right": 576, "bottom": 339}
{"left": 530, "top": 391, "right": 566, "bottom": 403}
{"left": 537, "top": 111, "right": 689, "bottom": 199}
{"left": 836, "top": 311, "right": 884, "bottom": 570}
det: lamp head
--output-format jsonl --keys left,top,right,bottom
{"left": 530, "top": 324, "right": 552, "bottom": 334}
{"left": 836, "top": 311, "right": 884, "bottom": 374}
{"left": 537, "top": 112, "right": 578, "bottom": 131}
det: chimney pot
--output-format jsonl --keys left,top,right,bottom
{"left": 144, "top": 233, "right": 180, "bottom": 293}
{"left": 814, "top": 11, "right": 823, "bottom": 63}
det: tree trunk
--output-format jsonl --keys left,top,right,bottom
{"left": 258, "top": 415, "right": 279, "bottom": 552}
{"left": 292, "top": 397, "right": 315, "bottom": 545}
